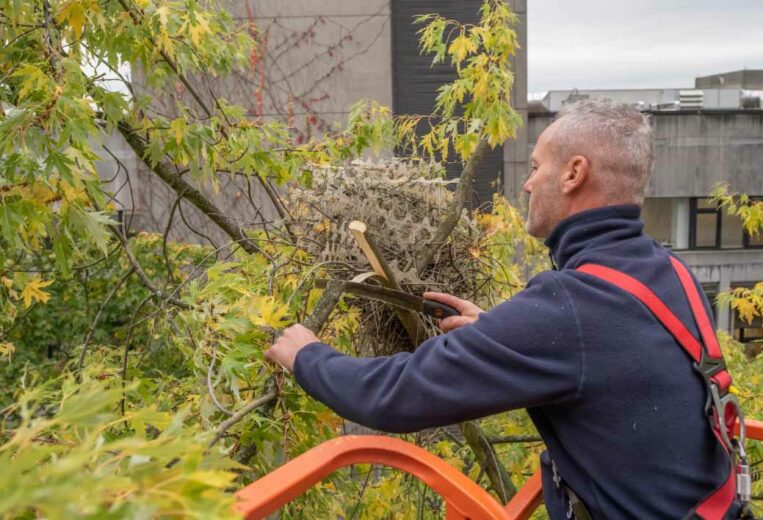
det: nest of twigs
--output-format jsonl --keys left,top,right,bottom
{"left": 287, "top": 159, "right": 490, "bottom": 356}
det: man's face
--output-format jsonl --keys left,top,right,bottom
{"left": 523, "top": 125, "right": 566, "bottom": 238}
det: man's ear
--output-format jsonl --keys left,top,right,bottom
{"left": 561, "top": 155, "right": 590, "bottom": 195}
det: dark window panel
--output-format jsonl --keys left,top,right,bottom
{"left": 391, "top": 0, "right": 504, "bottom": 211}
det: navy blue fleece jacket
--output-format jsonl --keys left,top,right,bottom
{"left": 293, "top": 205, "right": 736, "bottom": 519}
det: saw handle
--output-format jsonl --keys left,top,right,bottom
{"left": 421, "top": 298, "right": 460, "bottom": 319}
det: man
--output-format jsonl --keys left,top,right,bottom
{"left": 265, "top": 100, "right": 744, "bottom": 519}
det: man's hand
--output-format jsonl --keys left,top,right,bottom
{"left": 423, "top": 292, "right": 484, "bottom": 332}
{"left": 264, "top": 324, "right": 319, "bottom": 372}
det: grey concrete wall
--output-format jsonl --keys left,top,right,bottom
{"left": 526, "top": 111, "right": 763, "bottom": 198}
{"left": 648, "top": 111, "right": 763, "bottom": 197}
{"left": 502, "top": 0, "right": 528, "bottom": 204}
{"left": 696, "top": 69, "right": 763, "bottom": 90}
{"left": 228, "top": 0, "right": 392, "bottom": 127}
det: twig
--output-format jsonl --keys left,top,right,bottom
{"left": 199, "top": 330, "right": 233, "bottom": 417}
{"left": 120, "top": 294, "right": 154, "bottom": 415}
{"left": 488, "top": 435, "right": 543, "bottom": 444}
{"left": 109, "top": 223, "right": 191, "bottom": 310}
{"left": 75, "top": 267, "right": 135, "bottom": 374}
{"left": 208, "top": 390, "right": 277, "bottom": 448}
{"left": 162, "top": 195, "right": 182, "bottom": 284}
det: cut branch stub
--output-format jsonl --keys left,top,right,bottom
{"left": 349, "top": 220, "right": 427, "bottom": 346}
{"left": 349, "top": 220, "right": 390, "bottom": 282}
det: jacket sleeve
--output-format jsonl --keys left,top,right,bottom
{"left": 293, "top": 271, "right": 584, "bottom": 433}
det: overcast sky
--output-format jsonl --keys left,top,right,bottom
{"left": 527, "top": 0, "right": 763, "bottom": 94}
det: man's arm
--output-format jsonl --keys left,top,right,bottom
{"left": 272, "top": 272, "right": 584, "bottom": 433}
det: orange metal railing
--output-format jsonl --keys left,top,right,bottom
{"left": 235, "top": 419, "right": 763, "bottom": 520}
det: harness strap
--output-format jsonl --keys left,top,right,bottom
{"left": 576, "top": 258, "right": 742, "bottom": 520}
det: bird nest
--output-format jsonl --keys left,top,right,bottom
{"left": 286, "top": 159, "right": 494, "bottom": 356}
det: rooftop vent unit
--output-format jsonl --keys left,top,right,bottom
{"left": 562, "top": 88, "right": 589, "bottom": 106}
{"left": 679, "top": 90, "right": 704, "bottom": 109}
{"left": 653, "top": 101, "right": 680, "bottom": 111}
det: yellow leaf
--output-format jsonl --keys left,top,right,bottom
{"left": 57, "top": 1, "right": 87, "bottom": 39}
{"left": 1, "top": 277, "right": 13, "bottom": 289}
{"left": 247, "top": 296, "right": 289, "bottom": 329}
{"left": 448, "top": 34, "right": 477, "bottom": 63}
{"left": 188, "top": 15, "right": 210, "bottom": 46}
{"left": 21, "top": 279, "right": 54, "bottom": 308}
{"left": 187, "top": 470, "right": 236, "bottom": 487}
{"left": 156, "top": 5, "right": 170, "bottom": 27}
{"left": 170, "top": 118, "right": 188, "bottom": 145}
{"left": 312, "top": 220, "right": 331, "bottom": 233}
{"left": 0, "top": 342, "right": 14, "bottom": 361}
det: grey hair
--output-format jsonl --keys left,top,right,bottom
{"left": 552, "top": 99, "right": 654, "bottom": 205}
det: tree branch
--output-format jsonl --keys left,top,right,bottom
{"left": 415, "top": 139, "right": 491, "bottom": 276}
{"left": 117, "top": 121, "right": 264, "bottom": 256}
{"left": 459, "top": 420, "right": 516, "bottom": 503}
{"left": 107, "top": 218, "right": 191, "bottom": 309}
{"left": 488, "top": 435, "right": 543, "bottom": 445}
{"left": 208, "top": 388, "right": 278, "bottom": 448}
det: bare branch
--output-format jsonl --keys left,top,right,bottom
{"left": 459, "top": 420, "right": 516, "bottom": 503}
{"left": 415, "top": 139, "right": 491, "bottom": 275}
{"left": 488, "top": 435, "right": 543, "bottom": 445}
{"left": 108, "top": 221, "right": 191, "bottom": 310}
{"left": 75, "top": 267, "right": 135, "bottom": 374}
{"left": 208, "top": 390, "right": 277, "bottom": 448}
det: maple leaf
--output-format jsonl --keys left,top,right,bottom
{"left": 247, "top": 296, "right": 289, "bottom": 329}
{"left": 448, "top": 34, "right": 477, "bottom": 63}
{"left": 56, "top": 1, "right": 87, "bottom": 39}
{"left": 188, "top": 15, "right": 210, "bottom": 46}
{"left": 170, "top": 118, "right": 188, "bottom": 145}
{"left": 156, "top": 5, "right": 170, "bottom": 27}
{"left": 21, "top": 279, "right": 54, "bottom": 308}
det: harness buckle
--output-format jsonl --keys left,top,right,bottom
{"left": 694, "top": 353, "right": 725, "bottom": 380}
{"left": 708, "top": 382, "right": 744, "bottom": 454}
{"left": 737, "top": 456, "right": 751, "bottom": 504}
{"left": 708, "top": 383, "right": 752, "bottom": 508}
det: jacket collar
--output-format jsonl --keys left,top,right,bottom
{"left": 543, "top": 204, "right": 644, "bottom": 270}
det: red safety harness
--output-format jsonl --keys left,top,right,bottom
{"left": 573, "top": 257, "right": 751, "bottom": 519}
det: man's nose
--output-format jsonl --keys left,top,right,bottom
{"left": 523, "top": 175, "right": 532, "bottom": 194}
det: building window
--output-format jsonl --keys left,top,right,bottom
{"left": 689, "top": 198, "right": 721, "bottom": 249}
{"left": 689, "top": 197, "right": 761, "bottom": 250}
{"left": 742, "top": 198, "right": 763, "bottom": 248}
{"left": 745, "top": 232, "right": 763, "bottom": 248}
